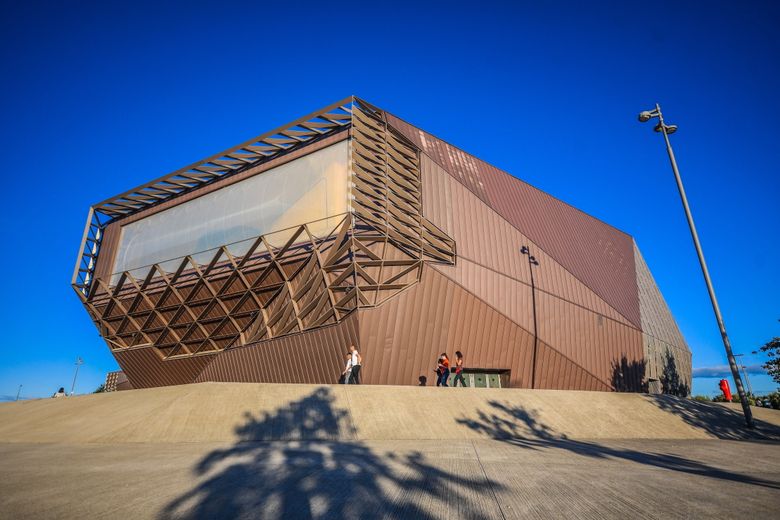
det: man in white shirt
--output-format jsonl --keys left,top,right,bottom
{"left": 341, "top": 353, "right": 352, "bottom": 384}
{"left": 348, "top": 345, "right": 362, "bottom": 384}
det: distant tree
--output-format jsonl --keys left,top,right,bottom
{"left": 758, "top": 333, "right": 780, "bottom": 385}
{"left": 93, "top": 384, "right": 105, "bottom": 393}
{"left": 731, "top": 393, "right": 756, "bottom": 406}
{"left": 692, "top": 395, "right": 711, "bottom": 402}
{"left": 768, "top": 391, "right": 780, "bottom": 410}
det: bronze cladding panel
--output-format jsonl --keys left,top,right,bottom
{"left": 534, "top": 339, "right": 612, "bottom": 391}
{"left": 113, "top": 348, "right": 216, "bottom": 388}
{"left": 387, "top": 112, "right": 641, "bottom": 328}
{"left": 432, "top": 260, "right": 535, "bottom": 333}
{"left": 477, "top": 167, "right": 640, "bottom": 328}
{"left": 432, "top": 257, "right": 643, "bottom": 389}
{"left": 422, "top": 156, "right": 530, "bottom": 284}
{"left": 358, "top": 266, "right": 536, "bottom": 388}
{"left": 534, "top": 291, "right": 643, "bottom": 387}
{"left": 423, "top": 156, "right": 634, "bottom": 327}
{"left": 195, "top": 312, "right": 360, "bottom": 384}
{"left": 92, "top": 223, "right": 121, "bottom": 284}
{"left": 415, "top": 131, "right": 644, "bottom": 390}
{"left": 357, "top": 266, "right": 618, "bottom": 390}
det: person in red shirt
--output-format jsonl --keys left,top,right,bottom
{"left": 436, "top": 353, "right": 450, "bottom": 387}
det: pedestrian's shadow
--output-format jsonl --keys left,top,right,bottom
{"left": 158, "top": 387, "right": 503, "bottom": 519}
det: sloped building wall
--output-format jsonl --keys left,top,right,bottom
{"left": 634, "top": 243, "right": 692, "bottom": 394}
{"left": 413, "top": 141, "right": 645, "bottom": 391}
{"left": 386, "top": 113, "right": 641, "bottom": 328}
{"left": 386, "top": 112, "right": 690, "bottom": 393}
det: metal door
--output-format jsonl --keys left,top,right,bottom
{"left": 487, "top": 374, "right": 501, "bottom": 388}
{"left": 473, "top": 373, "right": 487, "bottom": 388}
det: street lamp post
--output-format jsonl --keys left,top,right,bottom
{"left": 741, "top": 366, "right": 753, "bottom": 397}
{"left": 521, "top": 246, "right": 540, "bottom": 389}
{"left": 638, "top": 104, "right": 754, "bottom": 428}
{"left": 70, "top": 357, "right": 83, "bottom": 397}
{"left": 734, "top": 354, "right": 753, "bottom": 396}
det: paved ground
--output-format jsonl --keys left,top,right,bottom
{"left": 0, "top": 439, "right": 777, "bottom": 519}
{"left": 2, "top": 384, "right": 778, "bottom": 518}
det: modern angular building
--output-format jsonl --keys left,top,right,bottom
{"left": 72, "top": 97, "right": 692, "bottom": 393}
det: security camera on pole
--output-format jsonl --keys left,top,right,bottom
{"left": 637, "top": 104, "right": 754, "bottom": 428}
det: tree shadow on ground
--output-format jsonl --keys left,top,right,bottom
{"left": 646, "top": 394, "right": 780, "bottom": 440}
{"left": 457, "top": 400, "right": 780, "bottom": 490}
{"left": 158, "top": 387, "right": 504, "bottom": 519}
{"left": 608, "top": 350, "right": 780, "bottom": 440}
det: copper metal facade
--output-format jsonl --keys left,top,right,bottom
{"left": 73, "top": 96, "right": 692, "bottom": 393}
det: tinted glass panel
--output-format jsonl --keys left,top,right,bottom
{"left": 112, "top": 141, "right": 349, "bottom": 276}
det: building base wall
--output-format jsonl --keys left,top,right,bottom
{"left": 115, "top": 266, "right": 662, "bottom": 393}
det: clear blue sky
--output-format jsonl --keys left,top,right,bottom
{"left": 0, "top": 1, "right": 777, "bottom": 399}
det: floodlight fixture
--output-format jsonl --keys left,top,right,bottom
{"left": 654, "top": 122, "right": 678, "bottom": 134}
{"left": 638, "top": 110, "right": 658, "bottom": 122}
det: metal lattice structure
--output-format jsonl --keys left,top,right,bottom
{"left": 76, "top": 98, "right": 455, "bottom": 360}
{"left": 72, "top": 98, "right": 355, "bottom": 297}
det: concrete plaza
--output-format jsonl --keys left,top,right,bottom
{"left": 0, "top": 438, "right": 778, "bottom": 519}
{"left": 0, "top": 383, "right": 778, "bottom": 519}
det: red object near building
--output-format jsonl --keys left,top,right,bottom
{"left": 719, "top": 379, "right": 732, "bottom": 401}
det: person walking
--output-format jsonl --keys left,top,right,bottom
{"left": 340, "top": 352, "right": 352, "bottom": 384}
{"left": 348, "top": 345, "right": 362, "bottom": 384}
{"left": 452, "top": 351, "right": 467, "bottom": 387}
{"left": 436, "top": 353, "right": 450, "bottom": 387}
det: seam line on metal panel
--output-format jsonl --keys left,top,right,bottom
{"left": 425, "top": 266, "right": 613, "bottom": 389}
{"left": 439, "top": 256, "right": 640, "bottom": 332}
{"left": 386, "top": 111, "right": 634, "bottom": 238}
{"left": 419, "top": 155, "right": 640, "bottom": 328}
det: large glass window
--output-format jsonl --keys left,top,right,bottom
{"left": 112, "top": 140, "right": 349, "bottom": 275}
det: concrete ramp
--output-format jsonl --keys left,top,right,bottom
{"left": 0, "top": 382, "right": 778, "bottom": 443}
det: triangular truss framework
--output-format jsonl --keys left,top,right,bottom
{"left": 76, "top": 99, "right": 456, "bottom": 360}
